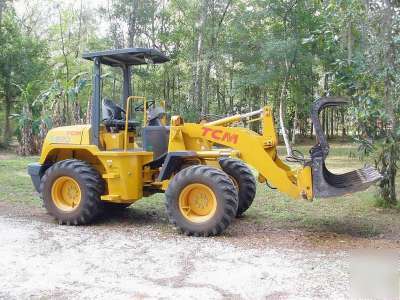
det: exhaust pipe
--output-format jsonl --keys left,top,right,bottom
{"left": 309, "top": 97, "right": 382, "bottom": 198}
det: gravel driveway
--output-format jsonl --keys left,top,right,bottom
{"left": 0, "top": 207, "right": 350, "bottom": 300}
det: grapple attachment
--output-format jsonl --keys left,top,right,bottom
{"left": 309, "top": 97, "right": 382, "bottom": 198}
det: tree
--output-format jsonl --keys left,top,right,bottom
{"left": 356, "top": 0, "right": 400, "bottom": 205}
{"left": 0, "top": 7, "right": 48, "bottom": 147}
{"left": 320, "top": 0, "right": 400, "bottom": 205}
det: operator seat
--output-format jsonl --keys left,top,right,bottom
{"left": 142, "top": 106, "right": 170, "bottom": 159}
{"left": 102, "top": 98, "right": 139, "bottom": 131}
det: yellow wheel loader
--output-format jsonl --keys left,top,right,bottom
{"left": 28, "top": 48, "right": 382, "bottom": 236}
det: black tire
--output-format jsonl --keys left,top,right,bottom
{"left": 40, "top": 159, "right": 104, "bottom": 225}
{"left": 219, "top": 157, "right": 256, "bottom": 217}
{"left": 165, "top": 165, "right": 239, "bottom": 236}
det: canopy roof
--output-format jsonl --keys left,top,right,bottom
{"left": 82, "top": 48, "right": 170, "bottom": 67}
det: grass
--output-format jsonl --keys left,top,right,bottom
{"left": 0, "top": 143, "right": 399, "bottom": 239}
{"left": 0, "top": 154, "right": 40, "bottom": 205}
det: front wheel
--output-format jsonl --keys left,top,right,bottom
{"left": 165, "top": 165, "right": 239, "bottom": 236}
{"left": 40, "top": 159, "right": 104, "bottom": 225}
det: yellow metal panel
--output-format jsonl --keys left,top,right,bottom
{"left": 168, "top": 126, "right": 213, "bottom": 152}
{"left": 81, "top": 126, "right": 91, "bottom": 145}
{"left": 100, "top": 131, "right": 135, "bottom": 151}
{"left": 102, "top": 173, "right": 120, "bottom": 179}
{"left": 202, "top": 158, "right": 220, "bottom": 168}
{"left": 101, "top": 132, "right": 124, "bottom": 150}
{"left": 262, "top": 106, "right": 278, "bottom": 147}
{"left": 44, "top": 125, "right": 86, "bottom": 145}
{"left": 101, "top": 195, "right": 121, "bottom": 201}
{"left": 39, "top": 144, "right": 100, "bottom": 164}
{"left": 97, "top": 152, "right": 153, "bottom": 202}
{"left": 168, "top": 127, "right": 186, "bottom": 151}
{"left": 40, "top": 138, "right": 154, "bottom": 203}
{"left": 195, "top": 150, "right": 240, "bottom": 158}
{"left": 296, "top": 166, "right": 313, "bottom": 200}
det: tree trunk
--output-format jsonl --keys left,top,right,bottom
{"left": 0, "top": 0, "right": 5, "bottom": 26}
{"left": 291, "top": 104, "right": 298, "bottom": 144}
{"left": 37, "top": 108, "right": 49, "bottom": 152}
{"left": 380, "top": 0, "right": 397, "bottom": 205}
{"left": 216, "top": 83, "right": 221, "bottom": 113}
{"left": 2, "top": 94, "right": 11, "bottom": 145}
{"left": 2, "top": 66, "right": 11, "bottom": 145}
{"left": 382, "top": 0, "right": 396, "bottom": 131}
{"left": 85, "top": 92, "right": 91, "bottom": 123}
{"left": 229, "top": 58, "right": 234, "bottom": 112}
{"left": 347, "top": 21, "right": 353, "bottom": 65}
{"left": 341, "top": 109, "right": 346, "bottom": 136}
{"left": 325, "top": 109, "right": 329, "bottom": 139}
{"left": 203, "top": 0, "right": 214, "bottom": 116}
{"left": 18, "top": 105, "right": 35, "bottom": 156}
{"left": 203, "top": 62, "right": 211, "bottom": 115}
{"left": 203, "top": 0, "right": 230, "bottom": 116}
{"left": 279, "top": 83, "right": 292, "bottom": 157}
{"left": 127, "top": 0, "right": 138, "bottom": 47}
{"left": 73, "top": 101, "right": 82, "bottom": 125}
{"left": 310, "top": 120, "right": 314, "bottom": 139}
{"left": 75, "top": 0, "right": 83, "bottom": 58}
{"left": 193, "top": 0, "right": 208, "bottom": 115}
{"left": 335, "top": 110, "right": 339, "bottom": 136}
{"left": 330, "top": 108, "right": 334, "bottom": 137}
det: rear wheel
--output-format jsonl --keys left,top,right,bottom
{"left": 40, "top": 159, "right": 104, "bottom": 225}
{"left": 219, "top": 157, "right": 256, "bottom": 217}
{"left": 165, "top": 165, "right": 238, "bottom": 236}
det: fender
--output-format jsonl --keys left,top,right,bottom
{"left": 147, "top": 151, "right": 197, "bottom": 181}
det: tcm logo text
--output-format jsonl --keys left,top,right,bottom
{"left": 201, "top": 127, "right": 239, "bottom": 144}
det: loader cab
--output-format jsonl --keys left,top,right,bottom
{"left": 82, "top": 48, "right": 170, "bottom": 153}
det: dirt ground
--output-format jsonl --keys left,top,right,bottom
{"left": 0, "top": 201, "right": 399, "bottom": 300}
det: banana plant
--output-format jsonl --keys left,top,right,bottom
{"left": 9, "top": 81, "right": 41, "bottom": 155}
{"left": 34, "top": 72, "right": 90, "bottom": 126}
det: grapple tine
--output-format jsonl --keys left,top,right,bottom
{"left": 310, "top": 97, "right": 349, "bottom": 159}
{"left": 309, "top": 97, "right": 382, "bottom": 198}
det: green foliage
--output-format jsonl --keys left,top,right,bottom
{"left": 0, "top": 7, "right": 48, "bottom": 147}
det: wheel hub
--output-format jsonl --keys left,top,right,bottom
{"left": 51, "top": 176, "right": 82, "bottom": 212}
{"left": 179, "top": 183, "right": 217, "bottom": 223}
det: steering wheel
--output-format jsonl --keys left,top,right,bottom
{"left": 134, "top": 100, "right": 155, "bottom": 112}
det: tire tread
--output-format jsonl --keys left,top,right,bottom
{"left": 40, "top": 159, "right": 104, "bottom": 225}
{"left": 219, "top": 157, "right": 256, "bottom": 216}
{"left": 165, "top": 165, "right": 238, "bottom": 236}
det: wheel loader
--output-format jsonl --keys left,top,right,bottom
{"left": 28, "top": 48, "right": 382, "bottom": 236}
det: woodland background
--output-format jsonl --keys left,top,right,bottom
{"left": 0, "top": 0, "right": 399, "bottom": 204}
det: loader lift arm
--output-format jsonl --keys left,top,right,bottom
{"left": 168, "top": 98, "right": 382, "bottom": 200}
{"left": 168, "top": 106, "right": 313, "bottom": 200}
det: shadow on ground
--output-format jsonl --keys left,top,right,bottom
{"left": 95, "top": 207, "right": 169, "bottom": 228}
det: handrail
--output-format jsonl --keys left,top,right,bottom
{"left": 206, "top": 109, "right": 263, "bottom": 126}
{"left": 124, "top": 96, "right": 147, "bottom": 151}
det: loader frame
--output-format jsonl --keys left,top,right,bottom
{"left": 27, "top": 47, "right": 382, "bottom": 236}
